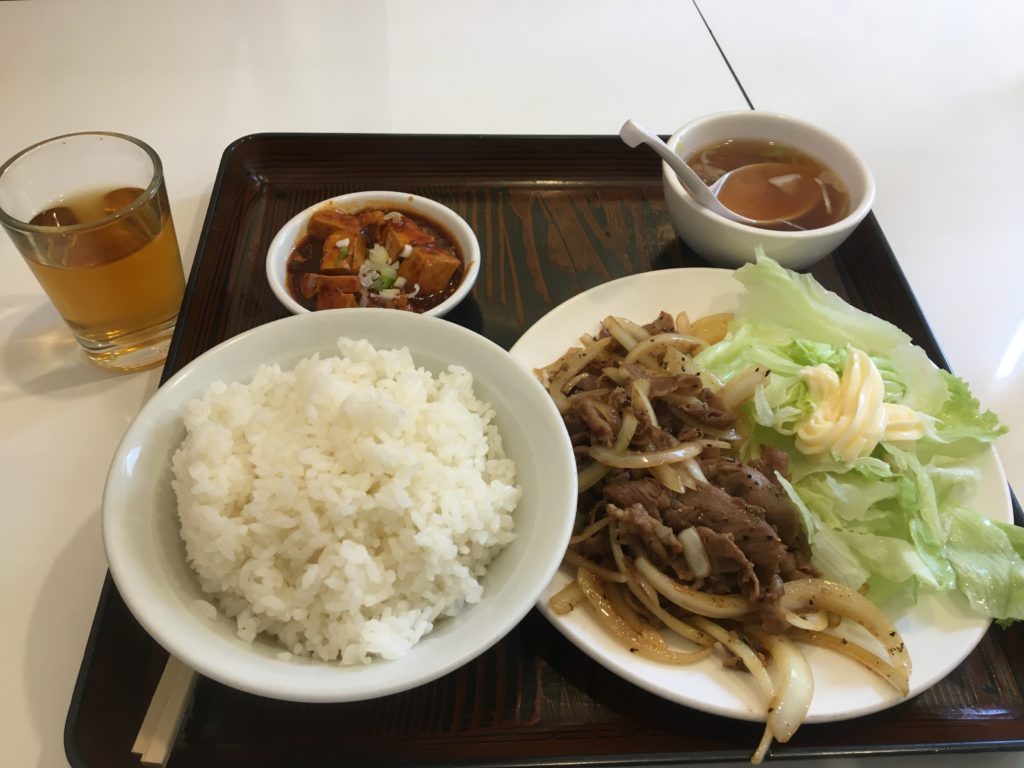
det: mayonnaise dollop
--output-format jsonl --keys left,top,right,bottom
{"left": 795, "top": 348, "right": 926, "bottom": 463}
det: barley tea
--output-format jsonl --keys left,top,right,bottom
{"left": 0, "top": 132, "right": 186, "bottom": 372}
{"left": 25, "top": 186, "right": 184, "bottom": 351}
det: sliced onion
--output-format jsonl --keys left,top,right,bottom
{"left": 624, "top": 332, "right": 708, "bottom": 365}
{"left": 787, "top": 627, "right": 909, "bottom": 695}
{"left": 569, "top": 515, "right": 611, "bottom": 545}
{"left": 588, "top": 441, "right": 704, "bottom": 469}
{"left": 602, "top": 316, "right": 643, "bottom": 351}
{"left": 549, "top": 580, "right": 585, "bottom": 615}
{"left": 784, "top": 610, "right": 829, "bottom": 632}
{"left": 631, "top": 378, "right": 658, "bottom": 427}
{"left": 577, "top": 412, "right": 638, "bottom": 493}
{"left": 690, "top": 615, "right": 774, "bottom": 702}
{"left": 576, "top": 461, "right": 609, "bottom": 494}
{"left": 718, "top": 365, "right": 770, "bottom": 411}
{"left": 610, "top": 316, "right": 651, "bottom": 343}
{"left": 549, "top": 336, "right": 614, "bottom": 403}
{"left": 634, "top": 556, "right": 749, "bottom": 618}
{"left": 609, "top": 523, "right": 711, "bottom": 647}
{"left": 683, "top": 456, "right": 708, "bottom": 485}
{"left": 626, "top": 571, "right": 712, "bottom": 646}
{"left": 565, "top": 387, "right": 612, "bottom": 406}
{"left": 675, "top": 310, "right": 691, "bottom": 335}
{"left": 701, "top": 438, "right": 733, "bottom": 450}
{"left": 651, "top": 463, "right": 685, "bottom": 494}
{"left": 605, "top": 579, "right": 648, "bottom": 634}
{"left": 748, "top": 626, "right": 813, "bottom": 744}
{"left": 678, "top": 526, "right": 711, "bottom": 579}
{"left": 662, "top": 346, "right": 687, "bottom": 375}
{"left": 564, "top": 549, "right": 628, "bottom": 583}
{"left": 780, "top": 578, "right": 911, "bottom": 693}
{"left": 577, "top": 568, "right": 709, "bottom": 664}
{"left": 751, "top": 722, "right": 774, "bottom": 765}
{"left": 601, "top": 366, "right": 631, "bottom": 386}
{"left": 634, "top": 627, "right": 712, "bottom": 665}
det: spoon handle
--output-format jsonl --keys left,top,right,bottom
{"left": 618, "top": 119, "right": 715, "bottom": 205}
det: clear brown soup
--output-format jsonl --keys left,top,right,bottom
{"left": 685, "top": 139, "right": 849, "bottom": 230}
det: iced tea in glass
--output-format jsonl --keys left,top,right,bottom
{"left": 0, "top": 133, "right": 185, "bottom": 372}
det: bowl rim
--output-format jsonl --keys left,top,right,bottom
{"left": 101, "top": 308, "right": 576, "bottom": 702}
{"left": 265, "top": 190, "right": 481, "bottom": 318}
{"left": 663, "top": 109, "right": 876, "bottom": 239}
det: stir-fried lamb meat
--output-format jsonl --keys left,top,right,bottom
{"left": 703, "top": 456, "right": 805, "bottom": 553}
{"left": 573, "top": 397, "right": 622, "bottom": 447}
{"left": 603, "top": 475, "right": 670, "bottom": 512}
{"left": 643, "top": 310, "right": 677, "bottom": 335}
{"left": 674, "top": 388, "right": 737, "bottom": 430}
{"left": 606, "top": 503, "right": 683, "bottom": 562}
{"left": 542, "top": 311, "right": 815, "bottom": 633}
{"left": 697, "top": 525, "right": 760, "bottom": 599}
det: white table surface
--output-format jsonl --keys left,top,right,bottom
{"left": 0, "top": 1, "right": 1019, "bottom": 766}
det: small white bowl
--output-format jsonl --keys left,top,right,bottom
{"left": 102, "top": 309, "right": 576, "bottom": 702}
{"left": 266, "top": 191, "right": 480, "bottom": 317}
{"left": 663, "top": 110, "right": 876, "bottom": 269}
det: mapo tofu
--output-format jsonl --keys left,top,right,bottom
{"left": 285, "top": 204, "right": 465, "bottom": 312}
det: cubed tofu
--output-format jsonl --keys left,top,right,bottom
{"left": 382, "top": 216, "right": 436, "bottom": 259}
{"left": 397, "top": 245, "right": 461, "bottom": 294}
{"left": 307, "top": 209, "right": 362, "bottom": 241}
{"left": 357, "top": 209, "right": 387, "bottom": 242}
{"left": 322, "top": 231, "right": 368, "bottom": 273}
{"left": 313, "top": 273, "right": 362, "bottom": 310}
{"left": 297, "top": 273, "right": 319, "bottom": 299}
{"left": 317, "top": 290, "right": 358, "bottom": 310}
{"left": 299, "top": 272, "right": 361, "bottom": 301}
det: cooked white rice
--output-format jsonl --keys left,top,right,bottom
{"left": 171, "top": 337, "right": 520, "bottom": 664}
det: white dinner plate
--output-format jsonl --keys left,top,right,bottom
{"left": 509, "top": 267, "right": 1012, "bottom": 723}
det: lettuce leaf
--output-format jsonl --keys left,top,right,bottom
{"left": 946, "top": 507, "right": 1024, "bottom": 624}
{"left": 695, "top": 254, "right": 1014, "bottom": 620}
{"left": 929, "top": 371, "right": 1008, "bottom": 447}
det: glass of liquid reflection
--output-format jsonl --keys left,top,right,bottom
{"left": 0, "top": 132, "right": 185, "bottom": 372}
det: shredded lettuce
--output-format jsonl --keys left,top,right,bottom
{"left": 695, "top": 254, "right": 1012, "bottom": 620}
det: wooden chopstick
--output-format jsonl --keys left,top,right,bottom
{"left": 131, "top": 656, "right": 197, "bottom": 766}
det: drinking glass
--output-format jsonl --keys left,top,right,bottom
{"left": 0, "top": 132, "right": 186, "bottom": 372}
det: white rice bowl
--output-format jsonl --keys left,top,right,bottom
{"left": 172, "top": 338, "right": 520, "bottom": 664}
{"left": 102, "top": 309, "right": 577, "bottom": 702}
